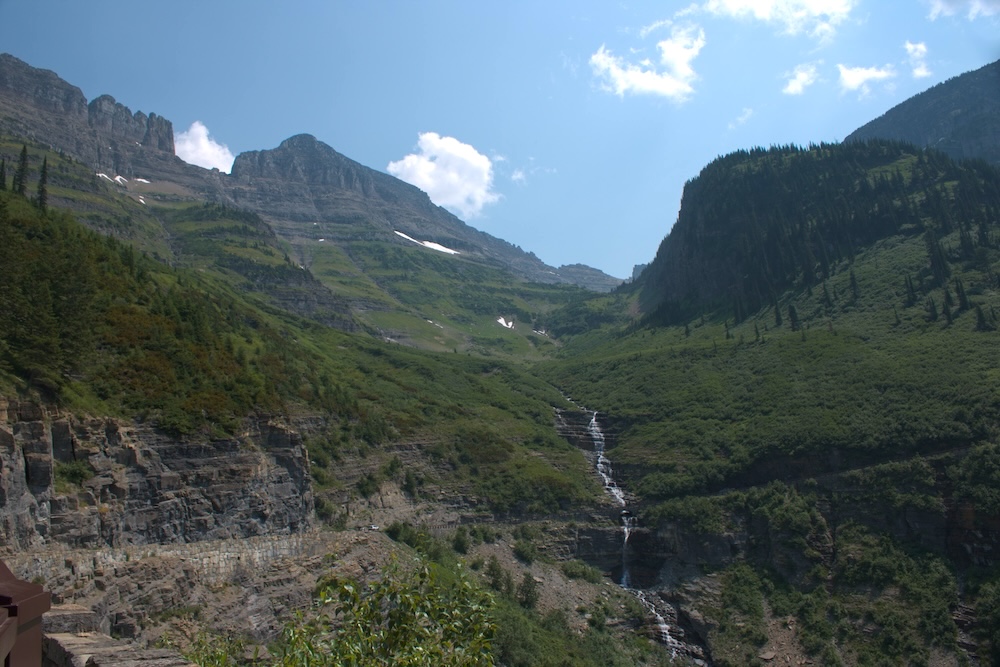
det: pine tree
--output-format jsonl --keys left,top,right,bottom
{"left": 924, "top": 230, "right": 950, "bottom": 285}
{"left": 0, "top": 159, "right": 6, "bottom": 191}
{"left": 36, "top": 157, "right": 48, "bottom": 213}
{"left": 12, "top": 145, "right": 28, "bottom": 196}
{"left": 517, "top": 571, "right": 539, "bottom": 609}
{"left": 955, "top": 278, "right": 970, "bottom": 311}
{"left": 904, "top": 275, "right": 918, "bottom": 307}
{"left": 788, "top": 303, "right": 800, "bottom": 331}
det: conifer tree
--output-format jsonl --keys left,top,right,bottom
{"left": 0, "top": 159, "right": 6, "bottom": 191}
{"left": 36, "top": 157, "right": 48, "bottom": 213}
{"left": 788, "top": 303, "right": 800, "bottom": 331}
{"left": 12, "top": 144, "right": 28, "bottom": 196}
{"left": 955, "top": 278, "right": 970, "bottom": 311}
{"left": 904, "top": 275, "right": 918, "bottom": 307}
{"left": 924, "top": 230, "right": 950, "bottom": 285}
{"left": 517, "top": 571, "right": 539, "bottom": 609}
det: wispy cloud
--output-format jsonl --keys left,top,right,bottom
{"left": 639, "top": 18, "right": 673, "bottom": 38}
{"left": 701, "top": 0, "right": 856, "bottom": 42}
{"left": 511, "top": 169, "right": 526, "bottom": 184}
{"left": 927, "top": 0, "right": 1000, "bottom": 19}
{"left": 837, "top": 63, "right": 897, "bottom": 96}
{"left": 904, "top": 41, "right": 932, "bottom": 78}
{"left": 590, "top": 24, "right": 706, "bottom": 102}
{"left": 174, "top": 121, "right": 235, "bottom": 173}
{"left": 728, "top": 107, "right": 754, "bottom": 129}
{"left": 387, "top": 132, "right": 500, "bottom": 219}
{"left": 782, "top": 62, "right": 821, "bottom": 94}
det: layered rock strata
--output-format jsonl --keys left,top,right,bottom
{"left": 0, "top": 398, "right": 313, "bottom": 551}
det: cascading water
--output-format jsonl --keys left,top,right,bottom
{"left": 588, "top": 412, "right": 625, "bottom": 507}
{"left": 587, "top": 410, "right": 687, "bottom": 658}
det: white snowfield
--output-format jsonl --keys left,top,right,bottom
{"left": 96, "top": 174, "right": 152, "bottom": 185}
{"left": 394, "top": 230, "right": 460, "bottom": 255}
{"left": 496, "top": 317, "right": 514, "bottom": 329}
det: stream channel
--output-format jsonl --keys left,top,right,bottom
{"left": 585, "top": 410, "right": 710, "bottom": 665}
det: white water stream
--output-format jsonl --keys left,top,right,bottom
{"left": 586, "top": 411, "right": 684, "bottom": 657}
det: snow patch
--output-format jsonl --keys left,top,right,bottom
{"left": 133, "top": 178, "right": 151, "bottom": 184}
{"left": 96, "top": 173, "right": 114, "bottom": 182}
{"left": 394, "top": 231, "right": 460, "bottom": 255}
{"left": 114, "top": 175, "right": 128, "bottom": 185}
{"left": 497, "top": 317, "right": 514, "bottom": 329}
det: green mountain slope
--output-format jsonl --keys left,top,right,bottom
{"left": 539, "top": 141, "right": 1000, "bottom": 663}
{"left": 0, "top": 183, "right": 602, "bottom": 521}
{"left": 845, "top": 58, "right": 1000, "bottom": 165}
{"left": 634, "top": 140, "right": 1000, "bottom": 324}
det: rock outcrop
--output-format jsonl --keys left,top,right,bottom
{"left": 0, "top": 398, "right": 313, "bottom": 551}
{"left": 0, "top": 54, "right": 180, "bottom": 178}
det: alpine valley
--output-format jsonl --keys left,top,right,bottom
{"left": 2, "top": 52, "right": 1000, "bottom": 666}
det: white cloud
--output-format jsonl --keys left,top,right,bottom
{"left": 905, "top": 41, "right": 932, "bottom": 78}
{"left": 782, "top": 62, "right": 820, "bottom": 94}
{"left": 702, "top": 0, "right": 856, "bottom": 41}
{"left": 511, "top": 169, "right": 526, "bottom": 183}
{"left": 387, "top": 132, "right": 500, "bottom": 219}
{"left": 174, "top": 121, "right": 235, "bottom": 173}
{"left": 928, "top": 0, "right": 1000, "bottom": 19}
{"left": 728, "top": 107, "right": 754, "bottom": 129}
{"left": 837, "top": 63, "right": 897, "bottom": 95}
{"left": 639, "top": 18, "right": 673, "bottom": 38}
{"left": 590, "top": 24, "right": 706, "bottom": 102}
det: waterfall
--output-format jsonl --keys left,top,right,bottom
{"left": 621, "top": 511, "right": 635, "bottom": 588}
{"left": 586, "top": 411, "right": 681, "bottom": 657}
{"left": 589, "top": 412, "right": 625, "bottom": 506}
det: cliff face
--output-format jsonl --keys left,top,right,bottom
{"left": 845, "top": 59, "right": 1000, "bottom": 165}
{"left": 0, "top": 54, "right": 180, "bottom": 178}
{"left": 0, "top": 398, "right": 313, "bottom": 551}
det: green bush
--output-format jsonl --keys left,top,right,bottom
{"left": 560, "top": 559, "right": 603, "bottom": 584}
{"left": 54, "top": 459, "right": 93, "bottom": 489}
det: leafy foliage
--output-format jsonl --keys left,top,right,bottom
{"left": 275, "top": 565, "right": 495, "bottom": 667}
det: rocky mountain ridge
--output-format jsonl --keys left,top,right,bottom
{"left": 0, "top": 53, "right": 622, "bottom": 291}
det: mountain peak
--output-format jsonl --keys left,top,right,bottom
{"left": 281, "top": 133, "right": 320, "bottom": 147}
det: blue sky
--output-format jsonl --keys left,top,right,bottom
{"left": 2, "top": 1, "right": 999, "bottom": 278}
